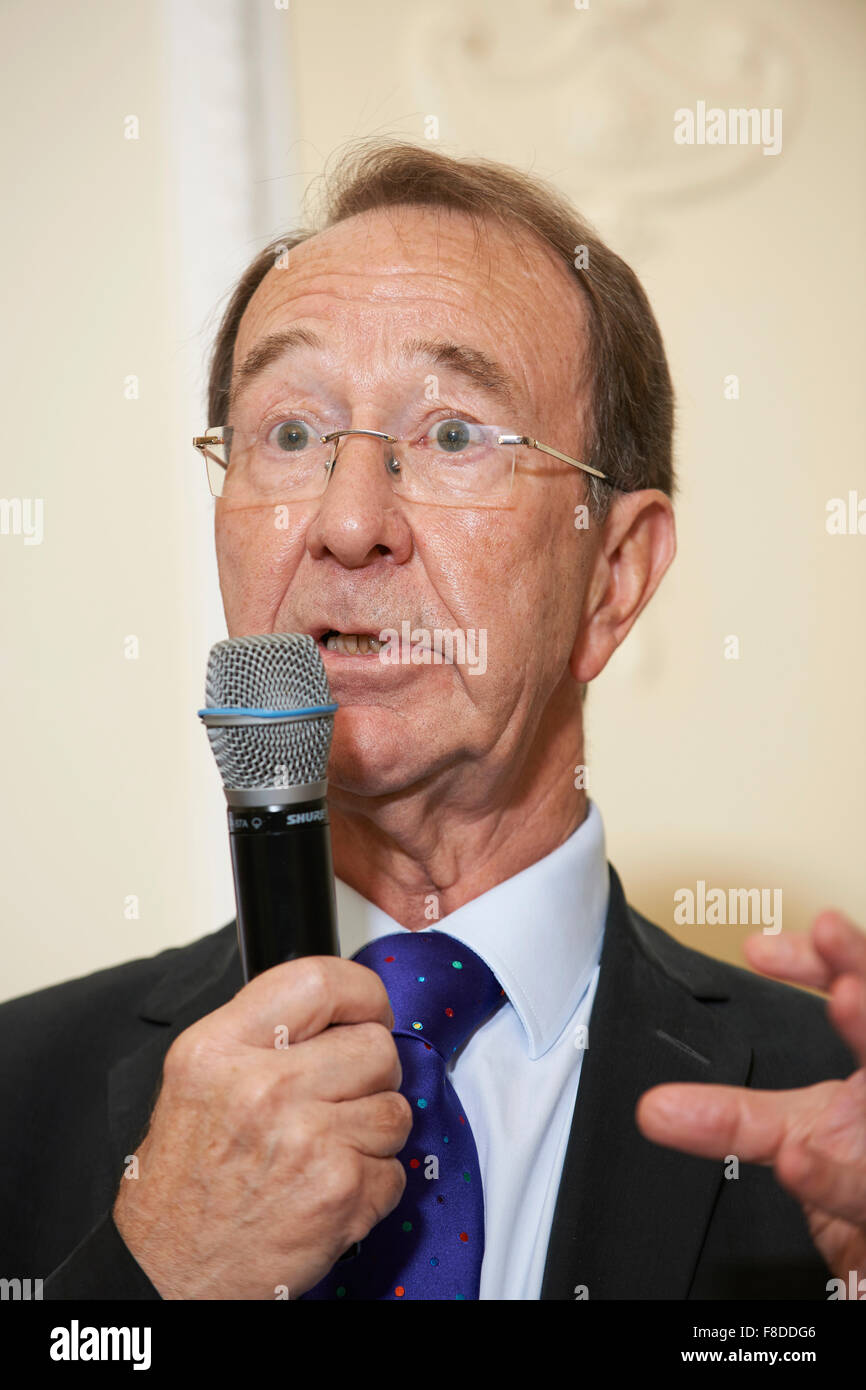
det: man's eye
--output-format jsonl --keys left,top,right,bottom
{"left": 268, "top": 419, "right": 312, "bottom": 452}
{"left": 429, "top": 418, "right": 475, "bottom": 453}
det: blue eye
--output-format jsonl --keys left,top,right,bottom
{"left": 271, "top": 420, "right": 311, "bottom": 452}
{"left": 433, "top": 419, "right": 473, "bottom": 452}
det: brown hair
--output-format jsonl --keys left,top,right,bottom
{"left": 206, "top": 138, "right": 675, "bottom": 518}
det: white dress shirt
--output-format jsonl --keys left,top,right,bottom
{"left": 334, "top": 798, "right": 610, "bottom": 1300}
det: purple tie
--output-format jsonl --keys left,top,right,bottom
{"left": 301, "top": 929, "right": 505, "bottom": 1300}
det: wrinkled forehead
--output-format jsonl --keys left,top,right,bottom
{"left": 231, "top": 206, "right": 589, "bottom": 419}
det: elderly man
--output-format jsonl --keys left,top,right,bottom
{"left": 2, "top": 141, "right": 864, "bottom": 1302}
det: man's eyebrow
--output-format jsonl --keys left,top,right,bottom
{"left": 228, "top": 328, "right": 520, "bottom": 416}
{"left": 403, "top": 337, "right": 519, "bottom": 415}
{"left": 229, "top": 327, "right": 326, "bottom": 411}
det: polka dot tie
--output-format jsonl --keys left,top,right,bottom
{"left": 300, "top": 930, "right": 506, "bottom": 1300}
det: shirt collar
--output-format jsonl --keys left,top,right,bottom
{"left": 335, "top": 799, "right": 609, "bottom": 1060}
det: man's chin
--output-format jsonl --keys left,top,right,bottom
{"left": 325, "top": 707, "right": 434, "bottom": 800}
{"left": 326, "top": 758, "right": 417, "bottom": 801}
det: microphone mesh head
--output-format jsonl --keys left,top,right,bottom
{"left": 202, "top": 633, "right": 334, "bottom": 790}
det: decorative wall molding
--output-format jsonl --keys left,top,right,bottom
{"left": 404, "top": 0, "right": 804, "bottom": 255}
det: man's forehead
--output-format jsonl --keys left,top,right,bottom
{"left": 231, "top": 205, "right": 588, "bottom": 413}
{"left": 237, "top": 206, "right": 582, "bottom": 340}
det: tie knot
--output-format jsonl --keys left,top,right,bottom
{"left": 354, "top": 930, "right": 505, "bottom": 1059}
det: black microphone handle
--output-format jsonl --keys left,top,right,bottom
{"left": 227, "top": 789, "right": 363, "bottom": 1267}
{"left": 227, "top": 793, "right": 339, "bottom": 983}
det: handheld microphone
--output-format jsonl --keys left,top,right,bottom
{"left": 198, "top": 632, "right": 340, "bottom": 982}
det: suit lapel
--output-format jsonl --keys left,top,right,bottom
{"left": 107, "top": 924, "right": 243, "bottom": 1175}
{"left": 540, "top": 866, "right": 752, "bottom": 1300}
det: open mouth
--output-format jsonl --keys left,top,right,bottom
{"left": 319, "top": 630, "right": 383, "bottom": 655}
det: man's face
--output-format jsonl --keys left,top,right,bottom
{"left": 216, "top": 205, "right": 598, "bottom": 800}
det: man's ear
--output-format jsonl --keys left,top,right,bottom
{"left": 569, "top": 489, "right": 676, "bottom": 685}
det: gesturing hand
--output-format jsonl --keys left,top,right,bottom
{"left": 636, "top": 909, "right": 866, "bottom": 1292}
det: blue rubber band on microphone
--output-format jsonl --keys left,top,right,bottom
{"left": 197, "top": 703, "right": 338, "bottom": 720}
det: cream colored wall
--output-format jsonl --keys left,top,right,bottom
{"left": 0, "top": 0, "right": 294, "bottom": 999}
{"left": 1, "top": 0, "right": 863, "bottom": 1001}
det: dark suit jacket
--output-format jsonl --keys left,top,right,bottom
{"left": 0, "top": 865, "right": 854, "bottom": 1299}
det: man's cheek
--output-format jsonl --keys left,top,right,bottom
{"left": 216, "top": 510, "right": 306, "bottom": 627}
{"left": 216, "top": 505, "right": 288, "bottom": 563}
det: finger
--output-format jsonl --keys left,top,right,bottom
{"left": 811, "top": 912, "right": 866, "bottom": 986}
{"left": 743, "top": 931, "right": 831, "bottom": 991}
{"left": 827, "top": 972, "right": 866, "bottom": 1069}
{"left": 635, "top": 1081, "right": 830, "bottom": 1164}
{"left": 333, "top": 1092, "right": 414, "bottom": 1159}
{"left": 279, "top": 1020, "right": 403, "bottom": 1102}
{"left": 202, "top": 956, "right": 395, "bottom": 1049}
{"left": 358, "top": 1152, "right": 407, "bottom": 1229}
{"left": 743, "top": 911, "right": 866, "bottom": 993}
{"left": 775, "top": 1137, "right": 866, "bottom": 1228}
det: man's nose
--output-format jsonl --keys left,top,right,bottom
{"left": 305, "top": 433, "right": 414, "bottom": 568}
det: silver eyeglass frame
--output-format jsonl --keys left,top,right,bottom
{"left": 192, "top": 424, "right": 613, "bottom": 496}
{"left": 319, "top": 428, "right": 610, "bottom": 481}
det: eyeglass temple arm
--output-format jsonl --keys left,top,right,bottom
{"left": 500, "top": 434, "right": 609, "bottom": 481}
{"left": 193, "top": 435, "right": 228, "bottom": 470}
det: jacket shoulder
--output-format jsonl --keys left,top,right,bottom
{"left": 624, "top": 897, "right": 856, "bottom": 1084}
{"left": 0, "top": 923, "right": 237, "bottom": 1051}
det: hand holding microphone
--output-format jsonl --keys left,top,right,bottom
{"left": 112, "top": 634, "right": 411, "bottom": 1299}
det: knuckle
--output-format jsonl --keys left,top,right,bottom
{"left": 319, "top": 1150, "right": 364, "bottom": 1210}
{"left": 352, "top": 960, "right": 394, "bottom": 1018}
{"left": 291, "top": 955, "right": 332, "bottom": 1003}
{"left": 367, "top": 970, "right": 394, "bottom": 1018}
{"left": 230, "top": 1069, "right": 277, "bottom": 1127}
{"left": 231, "top": 1065, "right": 312, "bottom": 1136}
{"left": 274, "top": 1099, "right": 320, "bottom": 1169}
{"left": 355, "top": 1019, "right": 398, "bottom": 1067}
{"left": 345, "top": 1201, "right": 381, "bottom": 1248}
{"left": 378, "top": 1091, "right": 413, "bottom": 1138}
{"left": 164, "top": 1025, "right": 208, "bottom": 1078}
{"left": 345, "top": 1161, "right": 403, "bottom": 1246}
{"left": 386, "top": 1156, "right": 408, "bottom": 1207}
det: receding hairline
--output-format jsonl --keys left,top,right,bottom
{"left": 206, "top": 137, "right": 675, "bottom": 513}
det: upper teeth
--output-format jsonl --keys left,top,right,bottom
{"left": 325, "top": 632, "right": 381, "bottom": 654}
